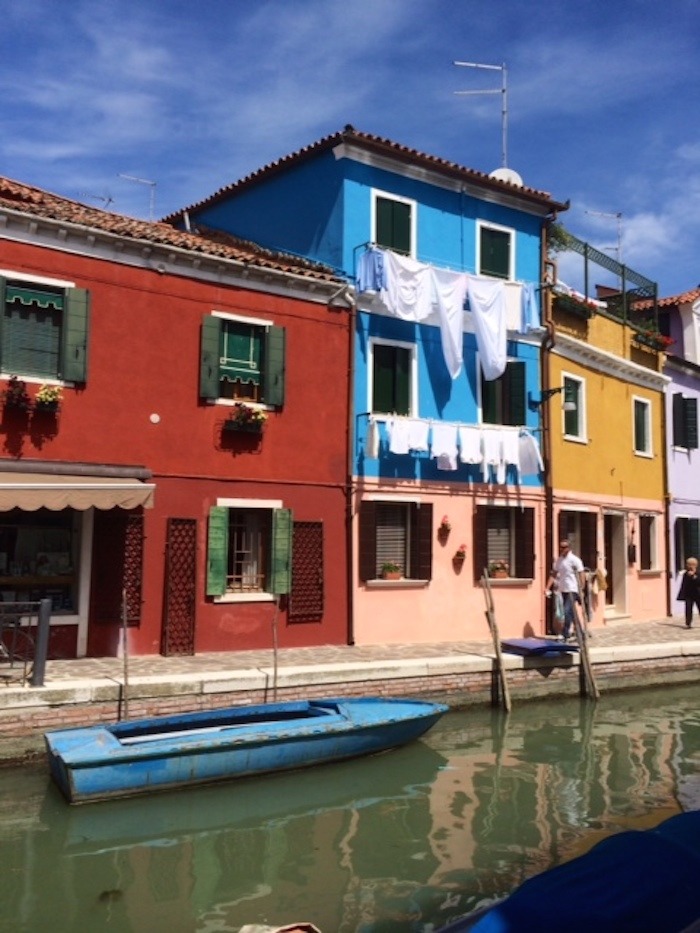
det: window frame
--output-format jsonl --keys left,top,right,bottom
{"left": 0, "top": 272, "right": 89, "bottom": 383}
{"left": 368, "top": 337, "right": 418, "bottom": 417}
{"left": 200, "top": 311, "right": 285, "bottom": 408}
{"left": 358, "top": 499, "right": 432, "bottom": 583}
{"left": 371, "top": 189, "right": 416, "bottom": 258}
{"left": 473, "top": 504, "right": 535, "bottom": 581}
{"left": 476, "top": 221, "right": 515, "bottom": 281}
{"left": 206, "top": 498, "right": 292, "bottom": 602}
{"left": 562, "top": 373, "right": 587, "bottom": 442}
{"left": 479, "top": 359, "right": 526, "bottom": 426}
{"left": 632, "top": 395, "right": 652, "bottom": 457}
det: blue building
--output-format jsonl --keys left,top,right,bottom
{"left": 169, "top": 126, "right": 570, "bottom": 644}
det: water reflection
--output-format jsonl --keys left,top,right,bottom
{"left": 2, "top": 685, "right": 700, "bottom": 932}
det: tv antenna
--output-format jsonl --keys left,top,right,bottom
{"left": 585, "top": 210, "right": 623, "bottom": 263}
{"left": 454, "top": 60, "right": 508, "bottom": 168}
{"left": 77, "top": 191, "right": 114, "bottom": 209}
{"left": 118, "top": 174, "right": 156, "bottom": 221}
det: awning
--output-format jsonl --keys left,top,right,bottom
{"left": 0, "top": 474, "right": 155, "bottom": 511}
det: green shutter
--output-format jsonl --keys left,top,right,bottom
{"left": 480, "top": 227, "right": 510, "bottom": 279}
{"left": 264, "top": 326, "right": 285, "bottom": 407}
{"left": 376, "top": 197, "right": 411, "bottom": 254}
{"left": 505, "top": 362, "right": 526, "bottom": 425}
{"left": 689, "top": 519, "right": 700, "bottom": 563}
{"left": 206, "top": 506, "right": 228, "bottom": 596}
{"left": 270, "top": 507, "right": 293, "bottom": 595}
{"left": 373, "top": 345, "right": 410, "bottom": 415}
{"left": 200, "top": 315, "right": 221, "bottom": 400}
{"left": 684, "top": 397, "right": 698, "bottom": 450}
{"left": 0, "top": 277, "right": 6, "bottom": 366}
{"left": 61, "top": 288, "right": 89, "bottom": 382}
{"left": 673, "top": 393, "right": 684, "bottom": 446}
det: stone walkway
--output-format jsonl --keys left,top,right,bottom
{"left": 38, "top": 615, "right": 696, "bottom": 685}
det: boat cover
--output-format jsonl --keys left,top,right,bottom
{"left": 500, "top": 637, "right": 578, "bottom": 656}
{"left": 468, "top": 811, "right": 700, "bottom": 933}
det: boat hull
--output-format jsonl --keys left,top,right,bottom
{"left": 45, "top": 697, "right": 448, "bottom": 804}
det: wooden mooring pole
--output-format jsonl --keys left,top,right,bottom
{"left": 574, "top": 589, "right": 600, "bottom": 701}
{"left": 481, "top": 571, "right": 512, "bottom": 713}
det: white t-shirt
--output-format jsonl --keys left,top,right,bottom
{"left": 553, "top": 551, "right": 584, "bottom": 593}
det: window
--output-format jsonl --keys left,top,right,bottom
{"left": 562, "top": 375, "right": 585, "bottom": 441}
{"left": 370, "top": 339, "right": 415, "bottom": 416}
{"left": 673, "top": 393, "right": 698, "bottom": 449}
{"left": 200, "top": 314, "right": 285, "bottom": 406}
{"left": 359, "top": 500, "right": 432, "bottom": 581}
{"left": 478, "top": 223, "right": 514, "bottom": 280}
{"left": 558, "top": 510, "right": 597, "bottom": 569}
{"left": 481, "top": 361, "right": 525, "bottom": 426}
{"left": 675, "top": 517, "right": 700, "bottom": 572}
{"left": 206, "top": 503, "right": 292, "bottom": 598}
{"left": 633, "top": 397, "right": 652, "bottom": 456}
{"left": 639, "top": 514, "right": 657, "bottom": 571}
{"left": 373, "top": 191, "right": 414, "bottom": 256}
{"left": 473, "top": 505, "right": 535, "bottom": 580}
{"left": 0, "top": 275, "right": 89, "bottom": 381}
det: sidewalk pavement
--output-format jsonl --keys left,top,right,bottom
{"left": 35, "top": 615, "right": 699, "bottom": 686}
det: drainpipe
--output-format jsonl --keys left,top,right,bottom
{"left": 541, "top": 237, "right": 557, "bottom": 631}
{"left": 344, "top": 292, "right": 357, "bottom": 645}
{"left": 661, "top": 364, "right": 672, "bottom": 618}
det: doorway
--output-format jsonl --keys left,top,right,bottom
{"left": 603, "top": 513, "right": 626, "bottom": 616}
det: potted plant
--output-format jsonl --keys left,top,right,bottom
{"left": 438, "top": 515, "right": 451, "bottom": 542}
{"left": 3, "top": 376, "right": 31, "bottom": 412}
{"left": 488, "top": 559, "right": 509, "bottom": 579}
{"left": 34, "top": 383, "right": 63, "bottom": 413}
{"left": 380, "top": 561, "right": 402, "bottom": 580}
{"left": 223, "top": 402, "right": 268, "bottom": 433}
{"left": 454, "top": 544, "right": 467, "bottom": 561}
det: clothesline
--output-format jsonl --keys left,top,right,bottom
{"left": 357, "top": 412, "right": 542, "bottom": 433}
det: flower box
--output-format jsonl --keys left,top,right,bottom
{"left": 223, "top": 419, "right": 262, "bottom": 433}
{"left": 553, "top": 293, "right": 594, "bottom": 320}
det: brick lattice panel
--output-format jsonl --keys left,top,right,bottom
{"left": 289, "top": 521, "right": 324, "bottom": 622}
{"left": 162, "top": 518, "right": 197, "bottom": 655}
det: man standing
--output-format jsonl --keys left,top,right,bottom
{"left": 546, "top": 539, "right": 586, "bottom": 640}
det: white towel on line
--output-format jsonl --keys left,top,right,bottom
{"left": 458, "top": 425, "right": 483, "bottom": 465}
{"left": 431, "top": 423, "right": 459, "bottom": 470}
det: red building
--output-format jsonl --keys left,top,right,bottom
{"left": 0, "top": 177, "right": 352, "bottom": 658}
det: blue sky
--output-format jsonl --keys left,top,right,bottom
{"left": 2, "top": 0, "right": 699, "bottom": 297}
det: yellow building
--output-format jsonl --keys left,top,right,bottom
{"left": 542, "top": 243, "right": 668, "bottom": 626}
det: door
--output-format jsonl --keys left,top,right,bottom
{"left": 603, "top": 513, "right": 626, "bottom": 615}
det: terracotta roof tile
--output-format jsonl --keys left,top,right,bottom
{"left": 0, "top": 176, "right": 342, "bottom": 284}
{"left": 165, "top": 125, "right": 569, "bottom": 221}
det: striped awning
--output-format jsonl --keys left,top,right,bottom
{"left": 0, "top": 474, "right": 155, "bottom": 511}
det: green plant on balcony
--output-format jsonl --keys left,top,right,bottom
{"left": 3, "top": 376, "right": 31, "bottom": 411}
{"left": 35, "top": 384, "right": 64, "bottom": 411}
{"left": 633, "top": 328, "right": 674, "bottom": 351}
{"left": 552, "top": 291, "right": 596, "bottom": 319}
{"left": 224, "top": 402, "right": 268, "bottom": 432}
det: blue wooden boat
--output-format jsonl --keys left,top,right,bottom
{"left": 437, "top": 810, "right": 700, "bottom": 932}
{"left": 44, "top": 696, "right": 448, "bottom": 804}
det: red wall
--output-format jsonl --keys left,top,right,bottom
{"left": 1, "top": 240, "right": 351, "bottom": 654}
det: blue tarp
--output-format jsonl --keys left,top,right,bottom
{"left": 501, "top": 637, "right": 578, "bottom": 656}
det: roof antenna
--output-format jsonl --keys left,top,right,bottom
{"left": 454, "top": 60, "right": 508, "bottom": 169}
{"left": 118, "top": 174, "right": 156, "bottom": 221}
{"left": 585, "top": 210, "right": 623, "bottom": 264}
{"left": 78, "top": 191, "right": 114, "bottom": 209}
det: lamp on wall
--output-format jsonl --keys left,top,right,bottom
{"left": 528, "top": 386, "right": 577, "bottom": 412}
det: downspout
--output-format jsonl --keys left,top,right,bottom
{"left": 345, "top": 292, "right": 357, "bottom": 645}
{"left": 542, "top": 232, "right": 557, "bottom": 633}
{"left": 661, "top": 357, "right": 672, "bottom": 618}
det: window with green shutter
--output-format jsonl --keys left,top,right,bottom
{"left": 481, "top": 361, "right": 525, "bottom": 426}
{"left": 372, "top": 342, "right": 412, "bottom": 415}
{"left": 479, "top": 225, "right": 512, "bottom": 279}
{"left": 0, "top": 277, "right": 89, "bottom": 382}
{"left": 673, "top": 393, "right": 698, "bottom": 450}
{"left": 375, "top": 194, "right": 413, "bottom": 255}
{"left": 206, "top": 504, "right": 292, "bottom": 597}
{"left": 200, "top": 314, "right": 285, "bottom": 406}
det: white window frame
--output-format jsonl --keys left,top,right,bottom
{"left": 562, "top": 373, "right": 587, "bottom": 443}
{"left": 368, "top": 337, "right": 418, "bottom": 418}
{"left": 371, "top": 188, "right": 417, "bottom": 258}
{"left": 476, "top": 220, "right": 515, "bottom": 281}
{"left": 213, "top": 497, "right": 282, "bottom": 603}
{"left": 633, "top": 396, "right": 653, "bottom": 457}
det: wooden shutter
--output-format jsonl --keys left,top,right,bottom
{"left": 473, "top": 505, "right": 488, "bottom": 581}
{"left": 358, "top": 500, "right": 378, "bottom": 582}
{"left": 684, "top": 397, "right": 698, "bottom": 450}
{"left": 480, "top": 227, "right": 510, "bottom": 279}
{"left": 206, "top": 506, "right": 228, "bottom": 596}
{"left": 579, "top": 512, "right": 598, "bottom": 569}
{"left": 289, "top": 521, "right": 324, "bottom": 622}
{"left": 505, "top": 362, "right": 526, "bottom": 426}
{"left": 200, "top": 315, "right": 221, "bottom": 400}
{"left": 263, "top": 325, "right": 285, "bottom": 408}
{"left": 61, "top": 287, "right": 89, "bottom": 383}
{"left": 410, "top": 503, "right": 433, "bottom": 580}
{"left": 673, "top": 393, "right": 685, "bottom": 446}
{"left": 514, "top": 508, "right": 535, "bottom": 579}
{"left": 270, "top": 508, "right": 293, "bottom": 595}
{"left": 376, "top": 197, "right": 411, "bottom": 255}
{"left": 373, "top": 344, "right": 410, "bottom": 415}
{"left": 688, "top": 519, "right": 700, "bottom": 565}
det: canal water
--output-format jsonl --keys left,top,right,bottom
{"left": 2, "top": 684, "right": 700, "bottom": 933}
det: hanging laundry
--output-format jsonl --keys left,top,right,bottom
{"left": 407, "top": 418, "right": 430, "bottom": 452}
{"left": 458, "top": 425, "right": 484, "bottom": 466}
{"left": 387, "top": 416, "right": 411, "bottom": 455}
{"left": 481, "top": 426, "right": 502, "bottom": 483}
{"left": 431, "top": 266, "right": 468, "bottom": 379}
{"left": 519, "top": 282, "right": 541, "bottom": 333}
{"left": 467, "top": 275, "right": 507, "bottom": 380}
{"left": 501, "top": 428, "right": 521, "bottom": 484}
{"left": 356, "top": 247, "right": 387, "bottom": 293}
{"left": 518, "top": 430, "right": 544, "bottom": 476}
{"left": 431, "top": 423, "right": 459, "bottom": 470}
{"left": 366, "top": 417, "right": 380, "bottom": 459}
{"left": 381, "top": 250, "right": 434, "bottom": 321}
